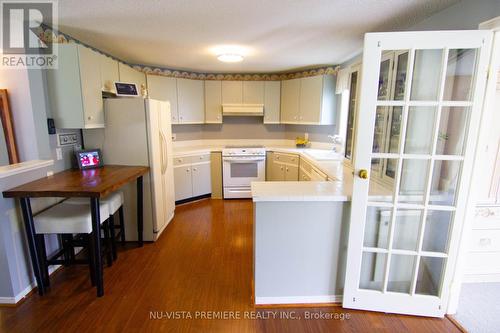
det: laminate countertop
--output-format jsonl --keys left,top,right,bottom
{"left": 172, "top": 140, "right": 356, "bottom": 202}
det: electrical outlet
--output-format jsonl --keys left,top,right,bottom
{"left": 57, "top": 132, "right": 78, "bottom": 147}
{"left": 56, "top": 148, "right": 63, "bottom": 160}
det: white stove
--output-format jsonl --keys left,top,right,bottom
{"left": 222, "top": 146, "right": 267, "bottom": 198}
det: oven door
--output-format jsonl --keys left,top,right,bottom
{"left": 222, "top": 156, "right": 265, "bottom": 187}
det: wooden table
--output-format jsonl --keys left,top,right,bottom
{"left": 2, "top": 165, "right": 149, "bottom": 297}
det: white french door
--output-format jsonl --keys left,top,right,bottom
{"left": 343, "top": 30, "right": 492, "bottom": 317}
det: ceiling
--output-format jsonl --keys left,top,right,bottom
{"left": 57, "top": 0, "right": 460, "bottom": 73}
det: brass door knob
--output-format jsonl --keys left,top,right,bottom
{"left": 359, "top": 169, "right": 368, "bottom": 179}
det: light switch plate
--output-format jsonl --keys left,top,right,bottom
{"left": 57, "top": 132, "right": 78, "bottom": 147}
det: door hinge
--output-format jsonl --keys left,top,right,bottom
{"left": 353, "top": 297, "right": 356, "bottom": 302}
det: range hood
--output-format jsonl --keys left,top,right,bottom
{"left": 222, "top": 104, "right": 264, "bottom": 116}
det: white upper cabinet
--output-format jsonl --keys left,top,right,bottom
{"left": 281, "top": 74, "right": 336, "bottom": 125}
{"left": 204, "top": 80, "right": 222, "bottom": 123}
{"left": 147, "top": 75, "right": 179, "bottom": 123}
{"left": 118, "top": 62, "right": 147, "bottom": 94}
{"left": 99, "top": 55, "right": 119, "bottom": 94}
{"left": 46, "top": 44, "right": 104, "bottom": 129}
{"left": 280, "top": 78, "right": 301, "bottom": 123}
{"left": 221, "top": 81, "right": 243, "bottom": 104}
{"left": 263, "top": 81, "right": 281, "bottom": 124}
{"left": 177, "top": 78, "right": 205, "bottom": 124}
{"left": 243, "top": 81, "right": 265, "bottom": 104}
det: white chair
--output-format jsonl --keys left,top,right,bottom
{"left": 34, "top": 202, "right": 110, "bottom": 288}
{"left": 65, "top": 191, "right": 125, "bottom": 260}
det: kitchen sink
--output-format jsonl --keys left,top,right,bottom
{"left": 304, "top": 149, "right": 343, "bottom": 161}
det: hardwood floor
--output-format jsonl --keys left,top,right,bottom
{"left": 0, "top": 199, "right": 460, "bottom": 332}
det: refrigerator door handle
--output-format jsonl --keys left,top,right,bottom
{"left": 160, "top": 131, "right": 168, "bottom": 174}
{"left": 159, "top": 132, "right": 165, "bottom": 174}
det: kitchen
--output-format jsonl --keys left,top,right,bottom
{"left": 1, "top": 1, "right": 500, "bottom": 332}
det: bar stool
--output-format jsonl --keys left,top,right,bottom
{"left": 65, "top": 191, "right": 125, "bottom": 260}
{"left": 34, "top": 202, "right": 110, "bottom": 288}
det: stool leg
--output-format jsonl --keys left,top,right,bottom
{"left": 103, "top": 220, "right": 113, "bottom": 267}
{"left": 86, "top": 234, "right": 96, "bottom": 287}
{"left": 118, "top": 206, "right": 125, "bottom": 244}
{"left": 36, "top": 234, "right": 50, "bottom": 288}
{"left": 108, "top": 214, "right": 117, "bottom": 261}
{"left": 61, "top": 235, "right": 71, "bottom": 266}
{"left": 68, "top": 235, "right": 76, "bottom": 263}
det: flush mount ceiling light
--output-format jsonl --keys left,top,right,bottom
{"left": 209, "top": 45, "right": 252, "bottom": 64}
{"left": 217, "top": 53, "right": 244, "bottom": 63}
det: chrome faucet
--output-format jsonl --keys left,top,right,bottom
{"left": 328, "top": 135, "right": 343, "bottom": 152}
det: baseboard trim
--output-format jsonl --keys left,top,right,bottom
{"left": 0, "top": 265, "right": 63, "bottom": 306}
{"left": 255, "top": 295, "right": 342, "bottom": 306}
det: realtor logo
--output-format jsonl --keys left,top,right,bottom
{"left": 1, "top": 0, "right": 58, "bottom": 68}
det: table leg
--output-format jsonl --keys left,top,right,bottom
{"left": 90, "top": 197, "right": 104, "bottom": 297}
{"left": 137, "top": 176, "right": 144, "bottom": 247}
{"left": 19, "top": 197, "right": 45, "bottom": 296}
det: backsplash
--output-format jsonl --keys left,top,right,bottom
{"left": 172, "top": 118, "right": 337, "bottom": 143}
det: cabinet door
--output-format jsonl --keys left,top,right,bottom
{"left": 299, "top": 168, "right": 311, "bottom": 181}
{"left": 46, "top": 44, "right": 86, "bottom": 129}
{"left": 270, "top": 161, "right": 285, "bottom": 181}
{"left": 118, "top": 62, "right": 147, "bottom": 93}
{"left": 281, "top": 78, "right": 300, "bottom": 123}
{"left": 299, "top": 75, "right": 323, "bottom": 124}
{"left": 177, "top": 78, "right": 205, "bottom": 123}
{"left": 285, "top": 164, "right": 299, "bottom": 181}
{"left": 264, "top": 81, "right": 281, "bottom": 124}
{"left": 174, "top": 165, "right": 193, "bottom": 201}
{"left": 243, "top": 81, "right": 264, "bottom": 104}
{"left": 147, "top": 75, "right": 179, "bottom": 123}
{"left": 222, "top": 81, "right": 243, "bottom": 104}
{"left": 192, "top": 162, "right": 212, "bottom": 197}
{"left": 204, "top": 80, "right": 222, "bottom": 123}
{"left": 100, "top": 55, "right": 119, "bottom": 93}
{"left": 78, "top": 46, "right": 104, "bottom": 128}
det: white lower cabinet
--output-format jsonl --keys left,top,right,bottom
{"left": 267, "top": 152, "right": 299, "bottom": 181}
{"left": 173, "top": 154, "right": 211, "bottom": 201}
{"left": 192, "top": 163, "right": 211, "bottom": 197}
{"left": 464, "top": 205, "right": 500, "bottom": 282}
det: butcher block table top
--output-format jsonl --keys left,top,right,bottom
{"left": 2, "top": 165, "right": 149, "bottom": 198}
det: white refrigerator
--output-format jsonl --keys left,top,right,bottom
{"left": 102, "top": 98, "right": 175, "bottom": 241}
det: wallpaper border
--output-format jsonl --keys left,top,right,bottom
{"left": 37, "top": 25, "right": 338, "bottom": 81}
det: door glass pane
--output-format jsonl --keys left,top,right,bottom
{"left": 359, "top": 252, "right": 386, "bottom": 291}
{"left": 364, "top": 207, "right": 391, "bottom": 248}
{"left": 436, "top": 107, "right": 469, "bottom": 156}
{"left": 429, "top": 160, "right": 461, "bottom": 206}
{"left": 345, "top": 71, "right": 358, "bottom": 159}
{"left": 415, "top": 257, "right": 445, "bottom": 296}
{"left": 230, "top": 163, "right": 257, "bottom": 178}
{"left": 378, "top": 58, "right": 392, "bottom": 100}
{"left": 411, "top": 49, "right": 443, "bottom": 101}
{"left": 369, "top": 158, "right": 397, "bottom": 202}
{"left": 443, "top": 49, "right": 477, "bottom": 101}
{"left": 373, "top": 106, "right": 388, "bottom": 153}
{"left": 404, "top": 107, "right": 436, "bottom": 154}
{"left": 387, "top": 107, "right": 403, "bottom": 154}
{"left": 392, "top": 210, "right": 422, "bottom": 251}
{"left": 399, "top": 159, "right": 430, "bottom": 204}
{"left": 387, "top": 254, "right": 416, "bottom": 294}
{"left": 422, "top": 210, "right": 453, "bottom": 253}
{"left": 394, "top": 52, "right": 409, "bottom": 100}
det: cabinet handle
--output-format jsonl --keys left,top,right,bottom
{"left": 186, "top": 169, "right": 190, "bottom": 172}
{"left": 479, "top": 238, "right": 492, "bottom": 246}
{"left": 193, "top": 168, "right": 197, "bottom": 171}
{"left": 286, "top": 168, "right": 289, "bottom": 172}
{"left": 276, "top": 156, "right": 280, "bottom": 160}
